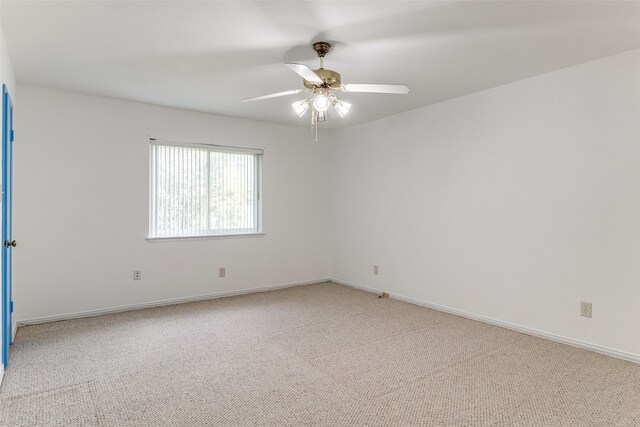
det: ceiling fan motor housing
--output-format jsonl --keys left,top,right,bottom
{"left": 303, "top": 68, "right": 341, "bottom": 89}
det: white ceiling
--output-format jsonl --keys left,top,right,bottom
{"left": 3, "top": 1, "right": 640, "bottom": 129}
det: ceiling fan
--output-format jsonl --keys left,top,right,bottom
{"left": 242, "top": 41, "right": 409, "bottom": 139}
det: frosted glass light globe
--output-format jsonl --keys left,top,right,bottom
{"left": 292, "top": 99, "right": 309, "bottom": 117}
{"left": 312, "top": 94, "right": 330, "bottom": 112}
{"left": 334, "top": 100, "right": 351, "bottom": 118}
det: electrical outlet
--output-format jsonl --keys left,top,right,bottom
{"left": 373, "top": 264, "right": 379, "bottom": 275}
{"left": 133, "top": 270, "right": 141, "bottom": 280}
{"left": 580, "top": 301, "right": 592, "bottom": 318}
{"left": 219, "top": 267, "right": 226, "bottom": 278}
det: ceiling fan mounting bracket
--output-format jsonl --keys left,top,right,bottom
{"left": 312, "top": 41, "right": 331, "bottom": 58}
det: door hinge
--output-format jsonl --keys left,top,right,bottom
{"left": 10, "top": 130, "right": 14, "bottom": 142}
{"left": 10, "top": 301, "right": 13, "bottom": 313}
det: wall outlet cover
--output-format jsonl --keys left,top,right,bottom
{"left": 580, "top": 301, "right": 592, "bottom": 318}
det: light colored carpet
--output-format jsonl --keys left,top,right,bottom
{"left": 0, "top": 282, "right": 638, "bottom": 426}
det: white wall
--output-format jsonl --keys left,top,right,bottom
{"left": 13, "top": 86, "right": 331, "bottom": 322}
{"left": 329, "top": 48, "right": 640, "bottom": 359}
{"left": 0, "top": 35, "right": 14, "bottom": 98}
{"left": 11, "top": 48, "right": 640, "bottom": 361}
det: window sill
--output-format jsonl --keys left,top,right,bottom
{"left": 146, "top": 233, "right": 265, "bottom": 242}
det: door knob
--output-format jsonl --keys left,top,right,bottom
{"left": 4, "top": 240, "right": 16, "bottom": 248}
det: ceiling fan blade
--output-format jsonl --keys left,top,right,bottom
{"left": 285, "top": 63, "right": 323, "bottom": 84}
{"left": 242, "top": 89, "right": 304, "bottom": 102}
{"left": 343, "top": 84, "right": 410, "bottom": 94}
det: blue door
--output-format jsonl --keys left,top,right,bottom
{"left": 2, "top": 84, "right": 14, "bottom": 367}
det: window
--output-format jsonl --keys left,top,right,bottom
{"left": 149, "top": 140, "right": 262, "bottom": 238}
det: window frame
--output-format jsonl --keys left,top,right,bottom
{"left": 147, "top": 139, "right": 263, "bottom": 241}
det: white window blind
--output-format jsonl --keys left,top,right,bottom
{"left": 149, "top": 140, "right": 262, "bottom": 238}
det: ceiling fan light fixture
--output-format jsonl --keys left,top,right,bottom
{"left": 333, "top": 99, "right": 351, "bottom": 118}
{"left": 317, "top": 111, "right": 327, "bottom": 122}
{"left": 312, "top": 93, "right": 330, "bottom": 112}
{"left": 292, "top": 99, "right": 310, "bottom": 117}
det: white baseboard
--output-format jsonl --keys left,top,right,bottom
{"left": 12, "top": 322, "right": 17, "bottom": 342}
{"left": 17, "top": 278, "right": 331, "bottom": 327}
{"left": 332, "top": 278, "right": 640, "bottom": 364}
{"left": 0, "top": 364, "right": 3, "bottom": 386}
